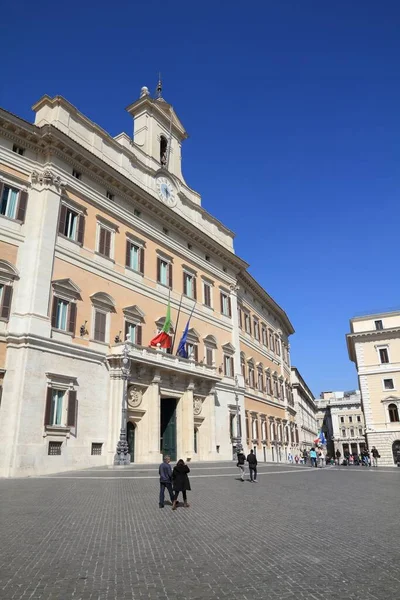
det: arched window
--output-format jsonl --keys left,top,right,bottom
{"left": 389, "top": 403, "right": 399, "bottom": 423}
{"left": 160, "top": 135, "right": 168, "bottom": 166}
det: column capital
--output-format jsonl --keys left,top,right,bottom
{"left": 31, "top": 169, "right": 67, "bottom": 190}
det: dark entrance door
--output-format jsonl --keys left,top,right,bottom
{"left": 160, "top": 398, "right": 177, "bottom": 461}
{"left": 392, "top": 440, "right": 400, "bottom": 465}
{"left": 127, "top": 422, "right": 135, "bottom": 463}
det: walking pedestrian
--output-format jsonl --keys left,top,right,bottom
{"left": 371, "top": 446, "right": 380, "bottom": 467}
{"left": 335, "top": 449, "right": 341, "bottom": 465}
{"left": 158, "top": 455, "right": 174, "bottom": 508}
{"left": 247, "top": 449, "right": 258, "bottom": 482}
{"left": 318, "top": 448, "right": 325, "bottom": 468}
{"left": 288, "top": 452, "right": 293, "bottom": 464}
{"left": 302, "top": 448, "right": 308, "bottom": 465}
{"left": 236, "top": 449, "right": 246, "bottom": 481}
{"left": 172, "top": 459, "right": 191, "bottom": 510}
{"left": 309, "top": 447, "right": 317, "bottom": 467}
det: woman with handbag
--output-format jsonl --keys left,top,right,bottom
{"left": 172, "top": 459, "right": 191, "bottom": 510}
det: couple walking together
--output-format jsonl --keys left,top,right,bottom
{"left": 237, "top": 449, "right": 258, "bottom": 482}
{"left": 159, "top": 456, "right": 191, "bottom": 510}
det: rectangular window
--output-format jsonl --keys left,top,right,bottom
{"left": 91, "top": 443, "right": 103, "bottom": 455}
{"left": 379, "top": 348, "right": 389, "bottom": 364}
{"left": 238, "top": 307, "right": 243, "bottom": 328}
{"left": 273, "top": 378, "right": 279, "bottom": 397}
{"left": 50, "top": 389, "right": 64, "bottom": 426}
{"left": 58, "top": 205, "right": 85, "bottom": 244}
{"left": 257, "top": 370, "right": 264, "bottom": 391}
{"left": 204, "top": 282, "right": 212, "bottom": 307}
{"left": 1, "top": 185, "right": 19, "bottom": 219}
{"left": 266, "top": 374, "right": 272, "bottom": 395}
{"left": 98, "top": 226, "right": 112, "bottom": 258}
{"left": 72, "top": 169, "right": 81, "bottom": 180}
{"left": 157, "top": 257, "right": 172, "bottom": 288}
{"left": 106, "top": 191, "right": 114, "bottom": 200}
{"left": 269, "top": 331, "right": 275, "bottom": 352}
{"left": 350, "top": 428, "right": 354, "bottom": 437}
{"left": 94, "top": 310, "right": 107, "bottom": 342}
{"left": 254, "top": 320, "right": 260, "bottom": 341}
{"left": 375, "top": 320, "right": 383, "bottom": 330}
{"left": 340, "top": 416, "right": 344, "bottom": 423}
{"left": 126, "top": 241, "right": 144, "bottom": 274}
{"left": 342, "top": 429, "right": 346, "bottom": 437}
{"left": 384, "top": 378, "right": 394, "bottom": 390}
{"left": 261, "top": 327, "right": 267, "bottom": 346}
{"left": 349, "top": 416, "right": 352, "bottom": 423}
{"left": 55, "top": 299, "right": 69, "bottom": 330}
{"left": 183, "top": 272, "right": 197, "bottom": 299}
{"left": 12, "top": 144, "right": 25, "bottom": 156}
{"left": 206, "top": 347, "right": 213, "bottom": 366}
{"left": 275, "top": 338, "right": 281, "bottom": 356}
{"left": 248, "top": 366, "right": 255, "bottom": 388}
{"left": 124, "top": 321, "right": 142, "bottom": 345}
{"left": 220, "top": 292, "right": 231, "bottom": 317}
{"left": 51, "top": 297, "right": 76, "bottom": 335}
{"left": 48, "top": 441, "right": 62, "bottom": 455}
{"left": 224, "top": 355, "right": 234, "bottom": 377}
{"left": 186, "top": 343, "right": 198, "bottom": 362}
{"left": 244, "top": 313, "right": 251, "bottom": 334}
{"left": 358, "top": 428, "right": 363, "bottom": 436}
{"left": 357, "top": 415, "right": 361, "bottom": 422}
{"left": 0, "top": 284, "right": 13, "bottom": 321}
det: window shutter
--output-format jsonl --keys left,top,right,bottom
{"left": 204, "top": 284, "right": 210, "bottom": 307}
{"left": 183, "top": 272, "right": 187, "bottom": 295}
{"left": 238, "top": 308, "right": 242, "bottom": 328}
{"left": 98, "top": 227, "right": 105, "bottom": 255}
{"left": 44, "top": 388, "right": 52, "bottom": 426}
{"left": 94, "top": 311, "right": 106, "bottom": 342}
{"left": 17, "top": 191, "right": 28, "bottom": 223}
{"left": 51, "top": 296, "right": 58, "bottom": 328}
{"left": 104, "top": 230, "right": 111, "bottom": 257}
{"left": 77, "top": 215, "right": 85, "bottom": 245}
{"left": 68, "top": 302, "right": 77, "bottom": 335}
{"left": 220, "top": 293, "right": 224, "bottom": 313}
{"left": 168, "top": 263, "right": 173, "bottom": 289}
{"left": 124, "top": 321, "right": 129, "bottom": 341}
{"left": 125, "top": 241, "right": 131, "bottom": 267}
{"left": 0, "top": 182, "right": 4, "bottom": 203}
{"left": 193, "top": 277, "right": 197, "bottom": 300}
{"left": 157, "top": 257, "right": 161, "bottom": 282}
{"left": 67, "top": 390, "right": 77, "bottom": 427}
{"left": 139, "top": 247, "right": 145, "bottom": 274}
{"left": 58, "top": 205, "right": 67, "bottom": 235}
{"left": 228, "top": 296, "right": 232, "bottom": 317}
{"left": 193, "top": 345, "right": 198, "bottom": 362}
{"left": 230, "top": 357, "right": 234, "bottom": 376}
{"left": 1, "top": 285, "right": 12, "bottom": 320}
{"left": 136, "top": 325, "right": 142, "bottom": 346}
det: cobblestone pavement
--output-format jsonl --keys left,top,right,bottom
{"left": 1, "top": 462, "right": 400, "bottom": 600}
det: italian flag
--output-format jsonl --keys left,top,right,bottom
{"left": 149, "top": 300, "right": 171, "bottom": 349}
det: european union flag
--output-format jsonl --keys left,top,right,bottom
{"left": 177, "top": 320, "right": 190, "bottom": 358}
{"left": 319, "top": 430, "right": 327, "bottom": 445}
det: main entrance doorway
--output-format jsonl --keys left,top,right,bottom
{"left": 127, "top": 422, "right": 135, "bottom": 463}
{"left": 160, "top": 398, "right": 177, "bottom": 461}
{"left": 392, "top": 440, "right": 400, "bottom": 465}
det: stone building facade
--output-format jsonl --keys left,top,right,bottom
{"left": 316, "top": 391, "right": 365, "bottom": 458}
{"left": 290, "top": 367, "right": 317, "bottom": 450}
{"left": 0, "top": 86, "right": 295, "bottom": 476}
{"left": 347, "top": 311, "right": 400, "bottom": 466}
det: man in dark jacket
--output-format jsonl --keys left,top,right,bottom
{"left": 371, "top": 446, "right": 380, "bottom": 467}
{"left": 237, "top": 450, "right": 246, "bottom": 481}
{"left": 247, "top": 449, "right": 258, "bottom": 482}
{"left": 159, "top": 455, "right": 174, "bottom": 508}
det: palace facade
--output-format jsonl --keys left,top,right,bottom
{"left": 0, "top": 85, "right": 295, "bottom": 476}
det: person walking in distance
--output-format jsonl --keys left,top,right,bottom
{"left": 158, "top": 455, "right": 174, "bottom": 508}
{"left": 237, "top": 449, "right": 246, "bottom": 481}
{"left": 172, "top": 459, "right": 191, "bottom": 510}
{"left": 302, "top": 448, "right": 308, "bottom": 465}
{"left": 309, "top": 447, "right": 317, "bottom": 467}
{"left": 371, "top": 446, "right": 380, "bottom": 467}
{"left": 335, "top": 449, "right": 341, "bottom": 466}
{"left": 247, "top": 449, "right": 258, "bottom": 482}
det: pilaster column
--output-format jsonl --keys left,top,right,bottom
{"left": 147, "top": 370, "right": 162, "bottom": 461}
{"left": 9, "top": 169, "right": 66, "bottom": 337}
{"left": 182, "top": 378, "right": 195, "bottom": 460}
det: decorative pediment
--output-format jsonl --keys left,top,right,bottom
{"left": 52, "top": 278, "right": 81, "bottom": 300}
{"left": 0, "top": 260, "right": 19, "bottom": 283}
{"left": 256, "top": 362, "right": 264, "bottom": 369}
{"left": 90, "top": 292, "right": 116, "bottom": 311}
{"left": 222, "top": 342, "right": 235, "bottom": 355}
{"left": 204, "top": 335, "right": 218, "bottom": 349}
{"left": 155, "top": 316, "right": 175, "bottom": 333}
{"left": 381, "top": 395, "right": 400, "bottom": 403}
{"left": 123, "top": 305, "right": 145, "bottom": 323}
{"left": 186, "top": 328, "right": 200, "bottom": 342}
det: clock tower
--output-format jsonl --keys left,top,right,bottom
{"left": 126, "top": 82, "right": 188, "bottom": 184}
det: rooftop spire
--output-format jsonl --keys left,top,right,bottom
{"left": 156, "top": 73, "right": 163, "bottom": 99}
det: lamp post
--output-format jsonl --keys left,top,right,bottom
{"left": 114, "top": 340, "right": 131, "bottom": 465}
{"left": 232, "top": 375, "right": 243, "bottom": 454}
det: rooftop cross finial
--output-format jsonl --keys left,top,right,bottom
{"left": 156, "top": 73, "right": 163, "bottom": 99}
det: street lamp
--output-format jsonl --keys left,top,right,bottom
{"left": 114, "top": 339, "right": 131, "bottom": 465}
{"left": 232, "top": 375, "right": 243, "bottom": 454}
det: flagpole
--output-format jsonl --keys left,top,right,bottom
{"left": 176, "top": 300, "right": 197, "bottom": 358}
{"left": 171, "top": 294, "right": 183, "bottom": 355}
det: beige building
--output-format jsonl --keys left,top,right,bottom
{"left": 316, "top": 391, "right": 365, "bottom": 458}
{"left": 0, "top": 85, "right": 295, "bottom": 476}
{"left": 347, "top": 311, "right": 400, "bottom": 466}
{"left": 291, "top": 367, "right": 317, "bottom": 450}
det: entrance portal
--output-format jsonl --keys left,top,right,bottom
{"left": 392, "top": 440, "right": 400, "bottom": 465}
{"left": 127, "top": 422, "right": 135, "bottom": 463}
{"left": 160, "top": 398, "right": 177, "bottom": 461}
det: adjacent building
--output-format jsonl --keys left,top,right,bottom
{"left": 316, "top": 391, "right": 365, "bottom": 458}
{"left": 0, "top": 85, "right": 296, "bottom": 476}
{"left": 347, "top": 311, "right": 400, "bottom": 466}
{"left": 291, "top": 367, "right": 318, "bottom": 450}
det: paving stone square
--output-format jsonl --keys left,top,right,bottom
{"left": 1, "top": 462, "right": 400, "bottom": 600}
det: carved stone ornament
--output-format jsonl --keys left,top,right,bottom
{"left": 127, "top": 386, "right": 143, "bottom": 408}
{"left": 193, "top": 397, "right": 203, "bottom": 416}
{"left": 31, "top": 169, "right": 67, "bottom": 189}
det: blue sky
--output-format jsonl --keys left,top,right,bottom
{"left": 1, "top": 1, "right": 400, "bottom": 396}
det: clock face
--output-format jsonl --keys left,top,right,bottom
{"left": 156, "top": 176, "right": 177, "bottom": 207}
